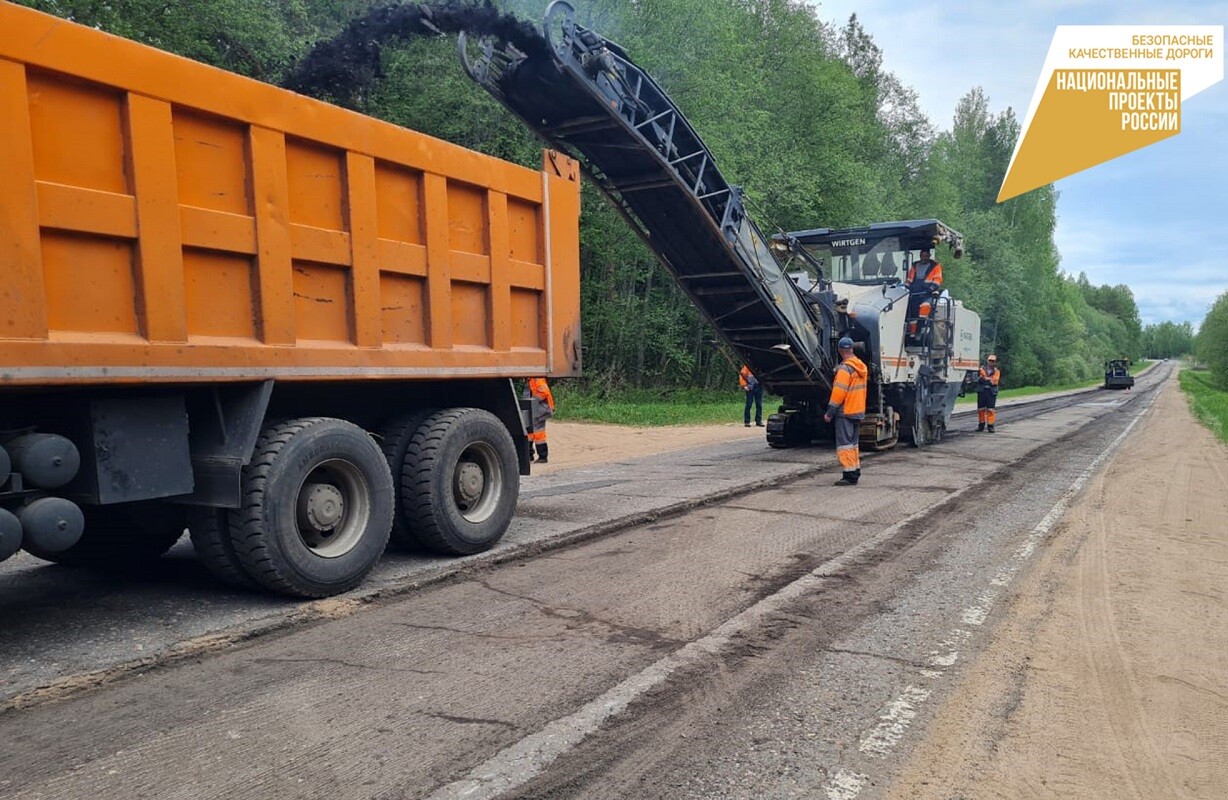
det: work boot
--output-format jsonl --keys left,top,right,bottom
{"left": 755, "top": 421, "right": 765, "bottom": 427}
{"left": 744, "top": 422, "right": 751, "bottom": 427}
{"left": 834, "top": 472, "right": 858, "bottom": 486}
{"left": 976, "top": 422, "right": 985, "bottom": 432}
{"left": 535, "top": 443, "right": 549, "bottom": 463}
{"left": 987, "top": 425, "right": 995, "bottom": 433}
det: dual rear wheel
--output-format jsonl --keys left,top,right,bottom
{"left": 187, "top": 409, "right": 518, "bottom": 597}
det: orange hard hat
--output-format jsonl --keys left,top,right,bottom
{"left": 988, "top": 354, "right": 998, "bottom": 361}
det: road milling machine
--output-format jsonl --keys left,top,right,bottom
{"left": 1103, "top": 359, "right": 1135, "bottom": 390}
{"left": 775, "top": 222, "right": 982, "bottom": 447}
{"left": 460, "top": 0, "right": 981, "bottom": 448}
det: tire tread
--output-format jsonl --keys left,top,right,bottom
{"left": 400, "top": 408, "right": 517, "bottom": 556}
{"left": 229, "top": 417, "right": 392, "bottom": 597}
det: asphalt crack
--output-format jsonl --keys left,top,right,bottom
{"left": 251, "top": 657, "right": 443, "bottom": 675}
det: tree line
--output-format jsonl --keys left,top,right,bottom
{"left": 19, "top": 0, "right": 1171, "bottom": 390}
{"left": 1196, "top": 294, "right": 1228, "bottom": 388}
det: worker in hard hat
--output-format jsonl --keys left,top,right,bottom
{"left": 977, "top": 355, "right": 1001, "bottom": 432}
{"left": 525, "top": 377, "right": 555, "bottom": 462}
{"left": 824, "top": 337, "right": 868, "bottom": 485}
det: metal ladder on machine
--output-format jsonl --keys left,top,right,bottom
{"left": 459, "top": 0, "right": 837, "bottom": 399}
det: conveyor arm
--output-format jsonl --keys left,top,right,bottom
{"left": 460, "top": 1, "right": 835, "bottom": 394}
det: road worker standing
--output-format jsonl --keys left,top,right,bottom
{"left": 739, "top": 364, "right": 764, "bottom": 427}
{"left": 525, "top": 377, "right": 555, "bottom": 462}
{"left": 824, "top": 337, "right": 868, "bottom": 486}
{"left": 977, "top": 354, "right": 1001, "bottom": 432}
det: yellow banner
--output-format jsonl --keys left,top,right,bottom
{"left": 998, "top": 26, "right": 1222, "bottom": 203}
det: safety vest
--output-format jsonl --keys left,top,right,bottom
{"left": 527, "top": 378, "right": 555, "bottom": 411}
{"left": 827, "top": 356, "right": 868, "bottom": 419}
{"left": 978, "top": 365, "right": 1000, "bottom": 387}
{"left": 739, "top": 365, "right": 759, "bottom": 390}
{"left": 906, "top": 259, "right": 944, "bottom": 290}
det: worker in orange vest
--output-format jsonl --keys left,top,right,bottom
{"left": 824, "top": 337, "right": 868, "bottom": 486}
{"left": 525, "top": 377, "right": 555, "bottom": 462}
{"left": 904, "top": 247, "right": 944, "bottom": 344}
{"left": 977, "top": 354, "right": 1001, "bottom": 432}
{"left": 739, "top": 364, "right": 764, "bottom": 427}
{"left": 905, "top": 247, "right": 944, "bottom": 292}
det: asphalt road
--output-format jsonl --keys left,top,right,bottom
{"left": 0, "top": 365, "right": 1168, "bottom": 799}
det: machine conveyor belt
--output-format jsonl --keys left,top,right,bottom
{"left": 460, "top": 1, "right": 834, "bottom": 395}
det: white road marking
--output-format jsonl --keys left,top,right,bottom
{"left": 858, "top": 686, "right": 932, "bottom": 756}
{"left": 928, "top": 651, "right": 958, "bottom": 667}
{"left": 961, "top": 590, "right": 996, "bottom": 626}
{"left": 955, "top": 397, "right": 1150, "bottom": 630}
{"left": 825, "top": 768, "right": 870, "bottom": 800}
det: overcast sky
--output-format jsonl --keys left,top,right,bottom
{"left": 809, "top": 0, "right": 1227, "bottom": 327}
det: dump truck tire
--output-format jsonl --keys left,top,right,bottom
{"left": 378, "top": 409, "right": 438, "bottom": 550}
{"left": 27, "top": 501, "right": 184, "bottom": 566}
{"left": 230, "top": 418, "right": 394, "bottom": 598}
{"left": 188, "top": 507, "right": 257, "bottom": 589}
{"left": 401, "top": 408, "right": 518, "bottom": 556}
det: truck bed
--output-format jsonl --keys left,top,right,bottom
{"left": 0, "top": 2, "right": 580, "bottom": 387}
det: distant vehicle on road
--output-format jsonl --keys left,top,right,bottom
{"left": 1104, "top": 359, "right": 1135, "bottom": 390}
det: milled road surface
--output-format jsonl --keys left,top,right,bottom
{"left": 0, "top": 365, "right": 1170, "bottom": 799}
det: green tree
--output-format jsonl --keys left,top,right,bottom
{"left": 1142, "top": 321, "right": 1195, "bottom": 359}
{"left": 19, "top": 0, "right": 316, "bottom": 80}
{"left": 1196, "top": 293, "right": 1228, "bottom": 388}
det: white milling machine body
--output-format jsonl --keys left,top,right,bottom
{"left": 780, "top": 220, "right": 981, "bottom": 448}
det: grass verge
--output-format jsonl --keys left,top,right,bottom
{"left": 553, "top": 386, "right": 777, "bottom": 427}
{"left": 1179, "top": 369, "right": 1228, "bottom": 444}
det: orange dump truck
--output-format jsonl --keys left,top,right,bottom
{"left": 0, "top": 3, "right": 581, "bottom": 596}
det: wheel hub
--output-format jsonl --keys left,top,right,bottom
{"left": 300, "top": 482, "right": 345, "bottom": 532}
{"left": 454, "top": 461, "right": 485, "bottom": 507}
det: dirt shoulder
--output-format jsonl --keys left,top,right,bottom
{"left": 887, "top": 373, "right": 1228, "bottom": 799}
{"left": 526, "top": 419, "right": 767, "bottom": 474}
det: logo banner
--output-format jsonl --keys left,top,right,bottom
{"left": 998, "top": 26, "right": 1223, "bottom": 203}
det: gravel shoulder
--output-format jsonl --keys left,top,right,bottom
{"left": 524, "top": 419, "right": 765, "bottom": 473}
{"left": 886, "top": 372, "right": 1228, "bottom": 799}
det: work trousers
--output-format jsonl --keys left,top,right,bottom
{"left": 977, "top": 390, "right": 997, "bottom": 425}
{"left": 834, "top": 415, "right": 861, "bottom": 473}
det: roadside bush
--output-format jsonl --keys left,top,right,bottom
{"left": 1195, "top": 292, "right": 1228, "bottom": 389}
